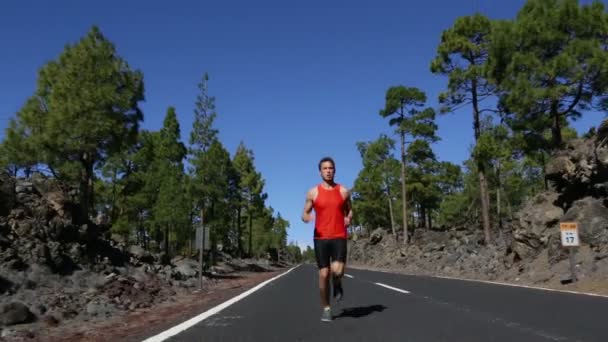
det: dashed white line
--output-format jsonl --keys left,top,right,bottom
{"left": 431, "top": 274, "right": 608, "bottom": 299}
{"left": 141, "top": 265, "right": 299, "bottom": 342}
{"left": 349, "top": 265, "right": 608, "bottom": 298}
{"left": 344, "top": 274, "right": 354, "bottom": 279}
{"left": 374, "top": 282, "right": 410, "bottom": 294}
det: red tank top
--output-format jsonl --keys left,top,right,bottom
{"left": 313, "top": 184, "right": 347, "bottom": 239}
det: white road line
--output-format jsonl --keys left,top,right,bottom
{"left": 344, "top": 274, "right": 354, "bottom": 278}
{"left": 142, "top": 265, "right": 299, "bottom": 342}
{"left": 430, "top": 274, "right": 608, "bottom": 299}
{"left": 349, "top": 265, "right": 608, "bottom": 299}
{"left": 374, "top": 282, "right": 410, "bottom": 294}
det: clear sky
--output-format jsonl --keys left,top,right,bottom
{"left": 0, "top": 0, "right": 603, "bottom": 251}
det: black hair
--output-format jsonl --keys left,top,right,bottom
{"left": 318, "top": 156, "right": 335, "bottom": 170}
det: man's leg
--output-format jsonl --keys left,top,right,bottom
{"left": 330, "top": 261, "right": 345, "bottom": 278}
{"left": 331, "top": 239, "right": 347, "bottom": 301}
{"left": 318, "top": 267, "right": 330, "bottom": 308}
{"left": 330, "top": 261, "right": 344, "bottom": 301}
{"left": 314, "top": 239, "right": 332, "bottom": 321}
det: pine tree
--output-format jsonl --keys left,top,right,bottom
{"left": 4, "top": 26, "right": 144, "bottom": 221}
{"left": 431, "top": 14, "right": 496, "bottom": 244}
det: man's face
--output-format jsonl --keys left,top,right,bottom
{"left": 319, "top": 161, "right": 335, "bottom": 182}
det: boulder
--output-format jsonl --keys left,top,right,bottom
{"left": 0, "top": 173, "right": 16, "bottom": 217}
{"left": 369, "top": 228, "right": 385, "bottom": 245}
{"left": 561, "top": 197, "right": 608, "bottom": 248}
{"left": 0, "top": 302, "right": 34, "bottom": 326}
{"left": 512, "top": 192, "right": 563, "bottom": 260}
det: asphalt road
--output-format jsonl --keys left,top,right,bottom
{"left": 144, "top": 264, "right": 608, "bottom": 342}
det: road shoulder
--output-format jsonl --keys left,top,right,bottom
{"left": 36, "top": 269, "right": 286, "bottom": 342}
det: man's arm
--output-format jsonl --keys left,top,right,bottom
{"left": 302, "top": 188, "right": 315, "bottom": 223}
{"left": 342, "top": 187, "right": 353, "bottom": 227}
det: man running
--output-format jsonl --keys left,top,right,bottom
{"left": 302, "top": 156, "right": 353, "bottom": 322}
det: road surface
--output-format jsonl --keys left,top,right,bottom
{"left": 143, "top": 264, "right": 608, "bottom": 342}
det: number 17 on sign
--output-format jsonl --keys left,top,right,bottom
{"left": 560, "top": 222, "right": 579, "bottom": 247}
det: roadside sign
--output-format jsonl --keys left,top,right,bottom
{"left": 560, "top": 222, "right": 579, "bottom": 283}
{"left": 560, "top": 222, "right": 579, "bottom": 247}
{"left": 195, "top": 226, "right": 211, "bottom": 251}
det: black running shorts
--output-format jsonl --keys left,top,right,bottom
{"left": 314, "top": 238, "right": 347, "bottom": 269}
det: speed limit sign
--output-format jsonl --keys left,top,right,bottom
{"left": 560, "top": 222, "right": 579, "bottom": 247}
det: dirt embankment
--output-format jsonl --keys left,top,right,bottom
{"left": 0, "top": 173, "right": 290, "bottom": 341}
{"left": 348, "top": 119, "right": 608, "bottom": 296}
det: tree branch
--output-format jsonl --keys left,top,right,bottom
{"left": 478, "top": 108, "right": 501, "bottom": 115}
{"left": 560, "top": 80, "right": 584, "bottom": 116}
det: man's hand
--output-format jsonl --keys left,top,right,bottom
{"left": 302, "top": 212, "right": 314, "bottom": 223}
{"left": 302, "top": 188, "right": 315, "bottom": 223}
{"left": 344, "top": 216, "right": 351, "bottom": 227}
{"left": 342, "top": 187, "right": 353, "bottom": 228}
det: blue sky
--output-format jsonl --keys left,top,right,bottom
{"left": 0, "top": 0, "right": 603, "bottom": 251}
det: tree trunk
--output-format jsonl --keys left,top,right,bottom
{"left": 248, "top": 204, "right": 253, "bottom": 256}
{"left": 231, "top": 210, "right": 236, "bottom": 255}
{"left": 209, "top": 201, "right": 215, "bottom": 264}
{"left": 421, "top": 205, "right": 427, "bottom": 229}
{"left": 87, "top": 162, "right": 94, "bottom": 220}
{"left": 155, "top": 225, "right": 161, "bottom": 252}
{"left": 551, "top": 100, "right": 562, "bottom": 149}
{"left": 80, "top": 152, "right": 95, "bottom": 223}
{"left": 199, "top": 206, "right": 205, "bottom": 277}
{"left": 384, "top": 166, "right": 397, "bottom": 240}
{"left": 109, "top": 167, "right": 118, "bottom": 222}
{"left": 210, "top": 224, "right": 216, "bottom": 266}
{"left": 506, "top": 193, "right": 514, "bottom": 221}
{"left": 496, "top": 161, "right": 502, "bottom": 231}
{"left": 140, "top": 210, "right": 149, "bottom": 250}
{"left": 200, "top": 207, "right": 205, "bottom": 234}
{"left": 541, "top": 152, "right": 548, "bottom": 191}
{"left": 400, "top": 121, "right": 408, "bottom": 245}
{"left": 472, "top": 80, "right": 491, "bottom": 244}
{"left": 386, "top": 186, "right": 396, "bottom": 240}
{"left": 188, "top": 203, "right": 194, "bottom": 256}
{"left": 164, "top": 224, "right": 170, "bottom": 254}
{"left": 478, "top": 167, "right": 491, "bottom": 244}
{"left": 237, "top": 207, "right": 243, "bottom": 257}
{"left": 137, "top": 211, "right": 143, "bottom": 247}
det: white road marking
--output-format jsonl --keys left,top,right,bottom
{"left": 203, "top": 315, "right": 243, "bottom": 327}
{"left": 141, "top": 265, "right": 299, "bottom": 342}
{"left": 374, "top": 282, "right": 410, "bottom": 294}
{"left": 431, "top": 274, "right": 608, "bottom": 299}
{"left": 344, "top": 274, "right": 354, "bottom": 278}
{"left": 349, "top": 265, "right": 608, "bottom": 299}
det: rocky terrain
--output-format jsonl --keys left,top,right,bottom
{"left": 349, "top": 119, "right": 608, "bottom": 295}
{"left": 0, "top": 173, "right": 288, "bottom": 340}
{"left": 3, "top": 119, "right": 608, "bottom": 339}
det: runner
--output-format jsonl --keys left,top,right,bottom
{"left": 302, "top": 156, "right": 352, "bottom": 322}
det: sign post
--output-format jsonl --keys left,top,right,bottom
{"left": 195, "top": 225, "right": 211, "bottom": 290}
{"left": 559, "top": 222, "right": 579, "bottom": 282}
